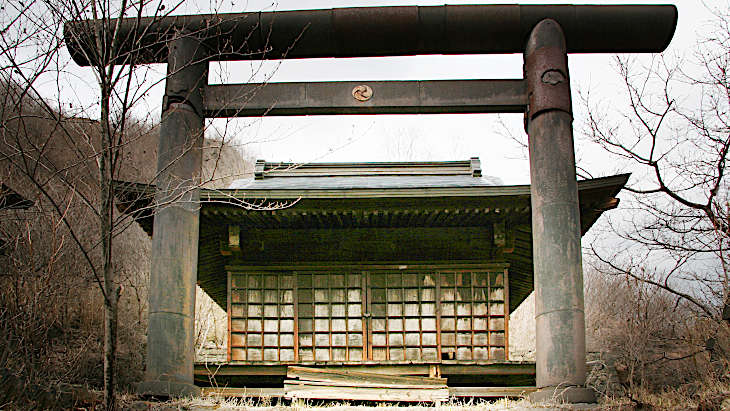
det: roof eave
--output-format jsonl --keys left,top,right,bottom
{"left": 205, "top": 173, "right": 630, "bottom": 200}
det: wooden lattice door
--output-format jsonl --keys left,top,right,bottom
{"left": 228, "top": 272, "right": 297, "bottom": 361}
{"left": 294, "top": 271, "right": 367, "bottom": 362}
{"left": 366, "top": 269, "right": 507, "bottom": 362}
{"left": 433, "top": 270, "right": 507, "bottom": 361}
{"left": 227, "top": 267, "right": 507, "bottom": 363}
{"left": 228, "top": 269, "right": 367, "bottom": 362}
{"left": 367, "top": 271, "right": 440, "bottom": 361}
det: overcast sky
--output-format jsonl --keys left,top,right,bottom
{"left": 215, "top": 1, "right": 712, "bottom": 184}
{"left": 56, "top": 0, "right": 714, "bottom": 185}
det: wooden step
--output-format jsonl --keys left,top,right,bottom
{"left": 284, "top": 366, "right": 449, "bottom": 402}
{"left": 287, "top": 366, "right": 446, "bottom": 386}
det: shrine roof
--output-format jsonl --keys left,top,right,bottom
{"left": 229, "top": 174, "right": 502, "bottom": 191}
{"left": 113, "top": 160, "right": 629, "bottom": 313}
{"left": 227, "top": 158, "right": 502, "bottom": 194}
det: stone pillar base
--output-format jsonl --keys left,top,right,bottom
{"left": 137, "top": 380, "right": 201, "bottom": 399}
{"left": 529, "top": 386, "right": 596, "bottom": 404}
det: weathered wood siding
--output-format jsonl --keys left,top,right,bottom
{"left": 225, "top": 227, "right": 497, "bottom": 263}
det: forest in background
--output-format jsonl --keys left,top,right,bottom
{"left": 0, "top": 79, "right": 250, "bottom": 406}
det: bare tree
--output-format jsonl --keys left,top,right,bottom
{"left": 0, "top": 3, "right": 239, "bottom": 410}
{"left": 582, "top": 3, "right": 729, "bottom": 332}
{"left": 584, "top": 268, "right": 719, "bottom": 397}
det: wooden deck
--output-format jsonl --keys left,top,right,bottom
{"left": 195, "top": 361, "right": 536, "bottom": 376}
{"left": 194, "top": 361, "right": 536, "bottom": 395}
{"left": 200, "top": 386, "right": 537, "bottom": 399}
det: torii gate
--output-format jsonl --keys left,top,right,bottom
{"left": 65, "top": 4, "right": 676, "bottom": 403}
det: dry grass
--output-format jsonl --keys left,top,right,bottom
{"left": 122, "top": 383, "right": 730, "bottom": 411}
{"left": 121, "top": 395, "right": 539, "bottom": 411}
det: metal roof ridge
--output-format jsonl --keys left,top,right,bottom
{"left": 255, "top": 157, "right": 482, "bottom": 180}
{"left": 263, "top": 160, "right": 474, "bottom": 167}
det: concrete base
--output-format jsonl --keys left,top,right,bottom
{"left": 137, "top": 380, "right": 201, "bottom": 399}
{"left": 529, "top": 386, "right": 596, "bottom": 404}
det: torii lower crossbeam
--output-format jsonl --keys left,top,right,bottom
{"left": 203, "top": 80, "right": 527, "bottom": 117}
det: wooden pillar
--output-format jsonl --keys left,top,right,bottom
{"left": 524, "top": 19, "right": 595, "bottom": 404}
{"left": 137, "top": 31, "right": 207, "bottom": 398}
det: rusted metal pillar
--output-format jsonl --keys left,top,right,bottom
{"left": 137, "top": 31, "right": 206, "bottom": 398}
{"left": 525, "top": 19, "right": 595, "bottom": 403}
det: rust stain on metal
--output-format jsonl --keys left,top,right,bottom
{"left": 525, "top": 46, "right": 571, "bottom": 119}
{"left": 541, "top": 70, "right": 564, "bottom": 85}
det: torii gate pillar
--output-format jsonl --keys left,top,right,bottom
{"left": 137, "top": 31, "right": 206, "bottom": 398}
{"left": 525, "top": 19, "right": 595, "bottom": 403}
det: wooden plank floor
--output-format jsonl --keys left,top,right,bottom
{"left": 194, "top": 362, "right": 536, "bottom": 377}
{"left": 284, "top": 366, "right": 449, "bottom": 402}
{"left": 287, "top": 366, "right": 446, "bottom": 386}
{"left": 449, "top": 386, "right": 537, "bottom": 397}
{"left": 201, "top": 386, "right": 537, "bottom": 399}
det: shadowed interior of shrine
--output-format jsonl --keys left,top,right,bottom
{"left": 118, "top": 160, "right": 628, "bottom": 389}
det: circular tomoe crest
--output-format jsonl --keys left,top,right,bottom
{"left": 352, "top": 85, "right": 373, "bottom": 101}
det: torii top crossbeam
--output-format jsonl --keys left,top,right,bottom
{"left": 65, "top": 4, "right": 677, "bottom": 65}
